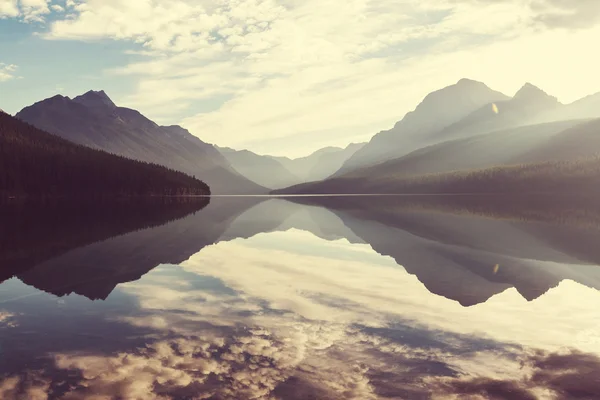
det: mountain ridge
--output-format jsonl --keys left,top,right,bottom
{"left": 16, "top": 91, "right": 266, "bottom": 195}
{"left": 0, "top": 111, "right": 210, "bottom": 198}
{"left": 337, "top": 78, "right": 510, "bottom": 175}
{"left": 218, "top": 142, "right": 365, "bottom": 189}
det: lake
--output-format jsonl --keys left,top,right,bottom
{"left": 1, "top": 195, "right": 600, "bottom": 399}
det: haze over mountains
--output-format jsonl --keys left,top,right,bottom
{"left": 278, "top": 78, "right": 600, "bottom": 195}
{"left": 12, "top": 90, "right": 367, "bottom": 193}
{"left": 337, "top": 79, "right": 510, "bottom": 174}
{"left": 218, "top": 142, "right": 364, "bottom": 189}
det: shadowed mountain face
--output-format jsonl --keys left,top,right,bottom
{"left": 0, "top": 111, "right": 210, "bottom": 198}
{"left": 218, "top": 143, "right": 365, "bottom": 189}
{"left": 15, "top": 91, "right": 266, "bottom": 195}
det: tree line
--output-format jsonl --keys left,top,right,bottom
{"left": 0, "top": 111, "right": 211, "bottom": 198}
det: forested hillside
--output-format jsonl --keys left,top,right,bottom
{"left": 0, "top": 111, "right": 210, "bottom": 198}
{"left": 16, "top": 91, "right": 265, "bottom": 194}
{"left": 275, "top": 157, "right": 600, "bottom": 195}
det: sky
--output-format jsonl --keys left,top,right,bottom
{"left": 1, "top": 0, "right": 600, "bottom": 157}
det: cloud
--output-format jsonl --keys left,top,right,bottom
{"left": 44, "top": 0, "right": 573, "bottom": 156}
{"left": 171, "top": 230, "right": 600, "bottom": 355}
{"left": 0, "top": 0, "right": 50, "bottom": 21}
{"left": 457, "top": 0, "right": 600, "bottom": 30}
{"left": 0, "top": 0, "right": 18, "bottom": 17}
{"left": 531, "top": 0, "right": 600, "bottom": 29}
{"left": 20, "top": 0, "right": 50, "bottom": 21}
{"left": 0, "top": 310, "right": 17, "bottom": 326}
{"left": 435, "top": 349, "right": 600, "bottom": 399}
{"left": 48, "top": 323, "right": 382, "bottom": 399}
{"left": 0, "top": 63, "right": 18, "bottom": 82}
{"left": 0, "top": 0, "right": 596, "bottom": 155}
{"left": 5, "top": 337, "right": 599, "bottom": 399}
{"left": 3, "top": 228, "right": 600, "bottom": 398}
{"left": 0, "top": 374, "right": 50, "bottom": 400}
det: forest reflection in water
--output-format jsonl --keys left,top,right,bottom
{"left": 1, "top": 194, "right": 600, "bottom": 399}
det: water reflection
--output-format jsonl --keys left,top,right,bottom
{"left": 1, "top": 195, "right": 600, "bottom": 399}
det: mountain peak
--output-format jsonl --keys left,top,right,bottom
{"left": 456, "top": 78, "right": 484, "bottom": 86}
{"left": 393, "top": 79, "right": 509, "bottom": 129}
{"left": 161, "top": 125, "right": 192, "bottom": 136}
{"left": 513, "top": 83, "right": 558, "bottom": 104}
{"left": 73, "top": 90, "right": 116, "bottom": 109}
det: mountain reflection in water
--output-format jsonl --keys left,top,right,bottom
{"left": 1, "top": 195, "right": 600, "bottom": 399}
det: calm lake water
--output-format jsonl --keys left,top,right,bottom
{"left": 1, "top": 196, "right": 600, "bottom": 399}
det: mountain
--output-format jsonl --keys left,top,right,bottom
{"left": 565, "top": 92, "right": 600, "bottom": 119}
{"left": 217, "top": 146, "right": 301, "bottom": 189}
{"left": 0, "top": 111, "right": 210, "bottom": 198}
{"left": 74, "top": 89, "right": 116, "bottom": 109}
{"left": 276, "top": 81, "right": 599, "bottom": 196}
{"left": 278, "top": 143, "right": 366, "bottom": 182}
{"left": 518, "top": 118, "right": 600, "bottom": 163}
{"left": 336, "top": 119, "right": 584, "bottom": 181}
{"left": 533, "top": 91, "right": 600, "bottom": 122}
{"left": 423, "top": 83, "right": 562, "bottom": 144}
{"left": 337, "top": 79, "right": 510, "bottom": 174}
{"left": 218, "top": 142, "right": 365, "bottom": 189}
{"left": 16, "top": 91, "right": 266, "bottom": 194}
{"left": 275, "top": 155, "right": 600, "bottom": 196}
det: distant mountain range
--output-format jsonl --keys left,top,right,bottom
{"left": 15, "top": 91, "right": 266, "bottom": 195}
{"left": 6, "top": 77, "right": 600, "bottom": 197}
{"left": 337, "top": 79, "right": 510, "bottom": 174}
{"left": 218, "top": 143, "right": 364, "bottom": 189}
{"left": 0, "top": 111, "right": 210, "bottom": 198}
{"left": 277, "top": 79, "right": 600, "bottom": 195}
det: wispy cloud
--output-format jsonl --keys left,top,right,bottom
{"left": 0, "top": 63, "right": 18, "bottom": 82}
{"left": 0, "top": 0, "right": 52, "bottom": 22}
{"left": 12, "top": 0, "right": 598, "bottom": 155}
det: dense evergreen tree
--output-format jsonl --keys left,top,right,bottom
{"left": 0, "top": 111, "right": 210, "bottom": 198}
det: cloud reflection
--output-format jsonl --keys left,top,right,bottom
{"left": 2, "top": 229, "right": 600, "bottom": 399}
